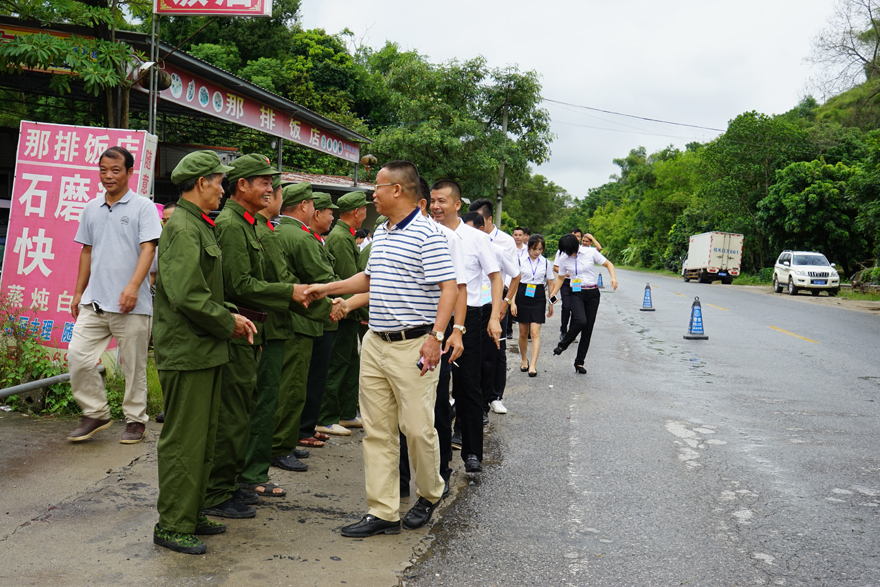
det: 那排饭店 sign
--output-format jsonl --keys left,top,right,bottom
{"left": 154, "top": 0, "right": 273, "bottom": 17}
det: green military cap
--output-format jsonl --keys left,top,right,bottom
{"left": 272, "top": 175, "right": 283, "bottom": 190}
{"left": 374, "top": 215, "right": 388, "bottom": 231}
{"left": 313, "top": 192, "right": 338, "bottom": 210}
{"left": 227, "top": 153, "right": 281, "bottom": 184}
{"left": 337, "top": 191, "right": 371, "bottom": 212}
{"left": 170, "top": 150, "right": 234, "bottom": 185}
{"left": 281, "top": 182, "right": 313, "bottom": 209}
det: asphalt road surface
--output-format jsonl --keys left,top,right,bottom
{"left": 403, "top": 269, "right": 880, "bottom": 587}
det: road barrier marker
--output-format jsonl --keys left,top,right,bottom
{"left": 683, "top": 297, "right": 709, "bottom": 340}
{"left": 640, "top": 283, "right": 656, "bottom": 312}
{"left": 767, "top": 326, "right": 818, "bottom": 343}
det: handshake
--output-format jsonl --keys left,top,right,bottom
{"left": 293, "top": 283, "right": 350, "bottom": 322}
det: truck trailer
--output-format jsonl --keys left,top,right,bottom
{"left": 681, "top": 232, "right": 744, "bottom": 284}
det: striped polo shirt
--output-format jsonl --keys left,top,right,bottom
{"left": 365, "top": 207, "right": 456, "bottom": 332}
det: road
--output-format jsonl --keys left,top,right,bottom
{"left": 403, "top": 269, "right": 880, "bottom": 586}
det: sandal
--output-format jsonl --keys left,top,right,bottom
{"left": 313, "top": 431, "right": 330, "bottom": 441}
{"left": 298, "top": 436, "right": 324, "bottom": 448}
{"left": 239, "top": 482, "right": 286, "bottom": 497}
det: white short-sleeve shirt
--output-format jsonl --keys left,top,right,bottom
{"left": 556, "top": 247, "right": 607, "bottom": 287}
{"left": 454, "top": 219, "right": 500, "bottom": 307}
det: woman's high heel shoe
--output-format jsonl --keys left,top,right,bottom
{"left": 552, "top": 346, "right": 563, "bottom": 356}
{"left": 574, "top": 365, "right": 586, "bottom": 374}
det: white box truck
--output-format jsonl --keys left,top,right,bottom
{"left": 681, "top": 232, "right": 744, "bottom": 284}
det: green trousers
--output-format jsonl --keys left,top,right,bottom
{"left": 299, "top": 330, "right": 336, "bottom": 439}
{"left": 318, "top": 320, "right": 361, "bottom": 426}
{"left": 239, "top": 339, "right": 285, "bottom": 485}
{"left": 204, "top": 343, "right": 259, "bottom": 508}
{"left": 272, "top": 334, "right": 313, "bottom": 457}
{"left": 156, "top": 366, "right": 222, "bottom": 534}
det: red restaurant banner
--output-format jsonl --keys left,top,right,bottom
{"left": 144, "top": 61, "right": 361, "bottom": 163}
{"left": 154, "top": 0, "right": 273, "bottom": 16}
{"left": 0, "top": 122, "right": 158, "bottom": 355}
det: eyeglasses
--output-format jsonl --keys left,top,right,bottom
{"left": 374, "top": 182, "right": 399, "bottom": 190}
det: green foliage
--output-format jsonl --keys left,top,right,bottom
{"left": 756, "top": 159, "right": 864, "bottom": 273}
{"left": 0, "top": 295, "right": 73, "bottom": 414}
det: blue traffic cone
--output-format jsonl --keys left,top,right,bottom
{"left": 683, "top": 296, "right": 709, "bottom": 340}
{"left": 597, "top": 273, "right": 604, "bottom": 289}
{"left": 639, "top": 283, "right": 655, "bottom": 312}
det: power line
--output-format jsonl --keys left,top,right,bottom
{"left": 543, "top": 98, "right": 726, "bottom": 132}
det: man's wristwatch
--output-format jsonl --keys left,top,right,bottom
{"left": 429, "top": 330, "right": 445, "bottom": 342}
{"left": 452, "top": 324, "right": 466, "bottom": 334}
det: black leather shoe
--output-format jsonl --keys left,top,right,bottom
{"left": 442, "top": 479, "right": 450, "bottom": 498}
{"left": 271, "top": 454, "right": 308, "bottom": 472}
{"left": 402, "top": 497, "right": 440, "bottom": 530}
{"left": 201, "top": 498, "right": 256, "bottom": 519}
{"left": 465, "top": 454, "right": 482, "bottom": 472}
{"left": 232, "top": 488, "right": 259, "bottom": 505}
{"left": 341, "top": 515, "right": 401, "bottom": 537}
{"left": 155, "top": 411, "right": 165, "bottom": 423}
{"left": 553, "top": 345, "right": 564, "bottom": 355}
{"left": 450, "top": 433, "right": 462, "bottom": 450}
{"left": 482, "top": 411, "right": 489, "bottom": 426}
{"left": 293, "top": 448, "right": 310, "bottom": 459}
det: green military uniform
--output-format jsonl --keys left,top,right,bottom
{"left": 272, "top": 185, "right": 337, "bottom": 457}
{"left": 205, "top": 156, "right": 319, "bottom": 510}
{"left": 239, "top": 181, "right": 300, "bottom": 485}
{"left": 154, "top": 152, "right": 235, "bottom": 541}
{"left": 317, "top": 191, "right": 372, "bottom": 428}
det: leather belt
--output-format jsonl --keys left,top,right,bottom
{"left": 375, "top": 325, "right": 431, "bottom": 342}
{"left": 236, "top": 306, "right": 268, "bottom": 323}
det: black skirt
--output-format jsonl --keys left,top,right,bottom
{"left": 515, "top": 283, "right": 546, "bottom": 324}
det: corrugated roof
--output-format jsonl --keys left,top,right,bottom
{"left": 281, "top": 171, "right": 375, "bottom": 193}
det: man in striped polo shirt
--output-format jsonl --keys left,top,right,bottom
{"left": 304, "top": 160, "right": 458, "bottom": 537}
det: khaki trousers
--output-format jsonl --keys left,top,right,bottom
{"left": 68, "top": 305, "right": 152, "bottom": 424}
{"left": 360, "top": 331, "right": 444, "bottom": 521}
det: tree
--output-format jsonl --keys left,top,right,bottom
{"left": 364, "top": 45, "right": 554, "bottom": 199}
{"left": 808, "top": 0, "right": 880, "bottom": 99}
{"left": 756, "top": 159, "right": 865, "bottom": 273}
{"left": 0, "top": 0, "right": 149, "bottom": 127}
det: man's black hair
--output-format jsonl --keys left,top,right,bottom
{"left": 462, "top": 211, "right": 484, "bottom": 229}
{"left": 469, "top": 198, "right": 494, "bottom": 219}
{"left": 100, "top": 146, "right": 135, "bottom": 171}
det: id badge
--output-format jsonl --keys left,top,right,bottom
{"left": 572, "top": 278, "right": 582, "bottom": 292}
{"left": 481, "top": 284, "right": 491, "bottom": 305}
{"left": 525, "top": 284, "right": 537, "bottom": 298}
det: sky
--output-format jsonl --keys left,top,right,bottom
{"left": 300, "top": 0, "right": 837, "bottom": 199}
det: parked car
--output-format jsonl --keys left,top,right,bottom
{"left": 772, "top": 251, "right": 840, "bottom": 296}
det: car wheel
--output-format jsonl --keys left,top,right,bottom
{"left": 787, "top": 278, "right": 798, "bottom": 296}
{"left": 829, "top": 288, "right": 839, "bottom": 297}
{"left": 683, "top": 275, "right": 690, "bottom": 282}
{"left": 773, "top": 275, "right": 783, "bottom": 293}
{"left": 811, "top": 289, "right": 820, "bottom": 296}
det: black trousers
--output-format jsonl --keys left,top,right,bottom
{"left": 298, "top": 330, "right": 336, "bottom": 439}
{"left": 451, "top": 306, "right": 484, "bottom": 462}
{"left": 480, "top": 302, "right": 507, "bottom": 408}
{"left": 400, "top": 325, "right": 453, "bottom": 487}
{"left": 559, "top": 288, "right": 600, "bottom": 366}
{"left": 560, "top": 279, "right": 572, "bottom": 334}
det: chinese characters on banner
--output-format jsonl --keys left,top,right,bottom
{"left": 154, "top": 0, "right": 273, "bottom": 16}
{"left": 137, "top": 61, "right": 360, "bottom": 163}
{"left": 0, "top": 121, "right": 158, "bottom": 352}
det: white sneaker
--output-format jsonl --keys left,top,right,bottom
{"left": 338, "top": 417, "right": 363, "bottom": 429}
{"left": 490, "top": 400, "right": 508, "bottom": 414}
{"left": 315, "top": 424, "right": 352, "bottom": 436}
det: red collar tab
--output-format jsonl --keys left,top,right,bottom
{"left": 315, "top": 233, "right": 324, "bottom": 243}
{"left": 243, "top": 211, "right": 256, "bottom": 225}
{"left": 349, "top": 226, "right": 356, "bottom": 236}
{"left": 301, "top": 223, "right": 310, "bottom": 232}
{"left": 266, "top": 219, "right": 275, "bottom": 232}
{"left": 201, "top": 213, "right": 215, "bottom": 227}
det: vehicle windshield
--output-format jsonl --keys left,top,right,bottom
{"left": 792, "top": 254, "right": 830, "bottom": 266}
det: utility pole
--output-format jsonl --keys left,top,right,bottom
{"left": 495, "top": 105, "right": 508, "bottom": 225}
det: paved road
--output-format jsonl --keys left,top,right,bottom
{"left": 403, "top": 269, "right": 880, "bottom": 586}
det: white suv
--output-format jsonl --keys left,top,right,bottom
{"left": 772, "top": 251, "right": 840, "bottom": 296}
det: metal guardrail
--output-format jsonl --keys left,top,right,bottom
{"left": 0, "top": 365, "right": 105, "bottom": 402}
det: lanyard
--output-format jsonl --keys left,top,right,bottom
{"left": 574, "top": 252, "right": 578, "bottom": 278}
{"left": 490, "top": 227, "right": 499, "bottom": 242}
{"left": 528, "top": 255, "right": 539, "bottom": 280}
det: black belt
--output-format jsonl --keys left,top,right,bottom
{"left": 375, "top": 325, "right": 431, "bottom": 342}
